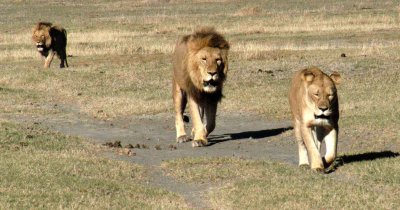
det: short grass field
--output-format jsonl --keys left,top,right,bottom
{"left": 0, "top": 0, "right": 399, "bottom": 209}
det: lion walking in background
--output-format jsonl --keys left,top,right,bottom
{"left": 172, "top": 27, "right": 230, "bottom": 147}
{"left": 32, "top": 22, "right": 68, "bottom": 68}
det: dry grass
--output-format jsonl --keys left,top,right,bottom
{"left": 0, "top": 0, "right": 399, "bottom": 208}
{"left": 163, "top": 157, "right": 399, "bottom": 209}
{"left": 0, "top": 122, "right": 188, "bottom": 209}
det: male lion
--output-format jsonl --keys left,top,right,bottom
{"left": 289, "top": 67, "right": 341, "bottom": 172}
{"left": 172, "top": 27, "right": 230, "bottom": 147}
{"left": 31, "top": 22, "right": 68, "bottom": 68}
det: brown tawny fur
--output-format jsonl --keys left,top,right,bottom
{"left": 31, "top": 22, "right": 68, "bottom": 68}
{"left": 172, "top": 27, "right": 230, "bottom": 147}
{"left": 289, "top": 67, "right": 341, "bottom": 172}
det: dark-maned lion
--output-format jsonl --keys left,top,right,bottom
{"left": 289, "top": 67, "right": 341, "bottom": 172}
{"left": 32, "top": 22, "right": 68, "bottom": 68}
{"left": 172, "top": 27, "right": 230, "bottom": 147}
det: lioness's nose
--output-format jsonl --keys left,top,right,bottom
{"left": 208, "top": 72, "right": 217, "bottom": 76}
{"left": 319, "top": 107, "right": 328, "bottom": 112}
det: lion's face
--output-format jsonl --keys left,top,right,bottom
{"left": 32, "top": 29, "right": 51, "bottom": 52}
{"left": 304, "top": 73, "right": 340, "bottom": 121}
{"left": 194, "top": 47, "right": 226, "bottom": 93}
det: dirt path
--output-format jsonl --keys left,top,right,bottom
{"left": 3, "top": 111, "right": 296, "bottom": 208}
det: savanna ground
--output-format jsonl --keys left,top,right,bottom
{"left": 0, "top": 0, "right": 399, "bottom": 209}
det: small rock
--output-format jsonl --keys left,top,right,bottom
{"left": 266, "top": 70, "right": 273, "bottom": 74}
{"left": 103, "top": 141, "right": 122, "bottom": 148}
{"left": 154, "top": 145, "right": 162, "bottom": 150}
{"left": 168, "top": 144, "right": 177, "bottom": 150}
{"left": 340, "top": 53, "right": 346, "bottom": 57}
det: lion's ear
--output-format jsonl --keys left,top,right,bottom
{"left": 330, "top": 71, "right": 341, "bottom": 85}
{"left": 302, "top": 71, "right": 314, "bottom": 82}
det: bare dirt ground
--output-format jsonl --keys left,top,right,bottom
{"left": 2, "top": 105, "right": 299, "bottom": 208}
{"left": 8, "top": 111, "right": 296, "bottom": 165}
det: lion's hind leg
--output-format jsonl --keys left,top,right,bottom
{"left": 60, "top": 53, "right": 68, "bottom": 68}
{"left": 56, "top": 47, "right": 68, "bottom": 68}
{"left": 173, "top": 81, "right": 189, "bottom": 143}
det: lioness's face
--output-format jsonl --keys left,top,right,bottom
{"left": 32, "top": 31, "right": 48, "bottom": 52}
{"left": 196, "top": 47, "right": 226, "bottom": 93}
{"left": 307, "top": 77, "right": 337, "bottom": 120}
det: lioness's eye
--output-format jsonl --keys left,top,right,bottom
{"left": 216, "top": 59, "right": 221, "bottom": 65}
{"left": 314, "top": 93, "right": 319, "bottom": 97}
{"left": 202, "top": 57, "right": 207, "bottom": 61}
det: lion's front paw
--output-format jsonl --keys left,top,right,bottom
{"left": 192, "top": 139, "right": 208, "bottom": 147}
{"left": 176, "top": 135, "right": 190, "bottom": 143}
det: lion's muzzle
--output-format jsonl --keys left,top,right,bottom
{"left": 202, "top": 79, "right": 219, "bottom": 93}
{"left": 314, "top": 114, "right": 330, "bottom": 120}
{"left": 36, "top": 42, "right": 45, "bottom": 52}
{"left": 203, "top": 80, "right": 218, "bottom": 88}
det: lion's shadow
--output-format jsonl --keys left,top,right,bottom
{"left": 207, "top": 126, "right": 293, "bottom": 146}
{"left": 327, "top": 150, "right": 399, "bottom": 173}
{"left": 341, "top": 151, "right": 399, "bottom": 163}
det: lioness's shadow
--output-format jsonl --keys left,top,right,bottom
{"left": 340, "top": 150, "right": 399, "bottom": 163}
{"left": 327, "top": 150, "right": 399, "bottom": 173}
{"left": 208, "top": 126, "right": 293, "bottom": 146}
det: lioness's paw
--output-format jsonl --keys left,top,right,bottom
{"left": 313, "top": 167, "right": 326, "bottom": 174}
{"left": 176, "top": 135, "right": 190, "bottom": 143}
{"left": 192, "top": 139, "right": 208, "bottom": 147}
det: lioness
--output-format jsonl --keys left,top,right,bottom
{"left": 32, "top": 22, "right": 68, "bottom": 68}
{"left": 172, "top": 27, "right": 230, "bottom": 147}
{"left": 289, "top": 67, "right": 341, "bottom": 172}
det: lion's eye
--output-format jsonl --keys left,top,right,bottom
{"left": 314, "top": 93, "right": 319, "bottom": 97}
{"left": 328, "top": 95, "right": 334, "bottom": 100}
{"left": 216, "top": 59, "right": 222, "bottom": 66}
{"left": 201, "top": 57, "right": 207, "bottom": 61}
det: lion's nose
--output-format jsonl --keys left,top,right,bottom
{"left": 319, "top": 107, "right": 328, "bottom": 112}
{"left": 208, "top": 72, "right": 217, "bottom": 76}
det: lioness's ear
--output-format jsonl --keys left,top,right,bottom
{"left": 302, "top": 71, "right": 314, "bottom": 82}
{"left": 330, "top": 71, "right": 341, "bottom": 85}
